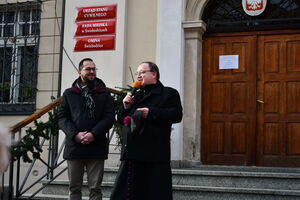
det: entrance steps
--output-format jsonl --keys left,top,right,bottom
{"left": 24, "top": 165, "right": 300, "bottom": 200}
{"left": 172, "top": 165, "right": 300, "bottom": 200}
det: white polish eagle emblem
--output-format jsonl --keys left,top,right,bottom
{"left": 242, "top": 0, "right": 267, "bottom": 16}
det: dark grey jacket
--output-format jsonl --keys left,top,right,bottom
{"left": 58, "top": 78, "right": 115, "bottom": 159}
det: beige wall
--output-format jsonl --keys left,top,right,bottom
{"left": 37, "top": 0, "right": 62, "bottom": 109}
{"left": 0, "top": 0, "right": 63, "bottom": 127}
{"left": 124, "top": 0, "right": 157, "bottom": 85}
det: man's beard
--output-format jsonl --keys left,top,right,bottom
{"left": 82, "top": 75, "right": 95, "bottom": 84}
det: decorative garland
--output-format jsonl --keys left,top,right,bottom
{"left": 111, "top": 91, "right": 127, "bottom": 147}
{"left": 11, "top": 109, "right": 59, "bottom": 163}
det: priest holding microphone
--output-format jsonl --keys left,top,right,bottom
{"left": 110, "top": 61, "right": 183, "bottom": 200}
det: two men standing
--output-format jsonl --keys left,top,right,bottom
{"left": 59, "top": 59, "right": 182, "bottom": 200}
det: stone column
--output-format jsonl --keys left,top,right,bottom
{"left": 182, "top": 20, "right": 206, "bottom": 165}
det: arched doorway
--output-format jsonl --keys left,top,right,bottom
{"left": 201, "top": 0, "right": 300, "bottom": 167}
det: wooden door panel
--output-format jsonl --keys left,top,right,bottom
{"left": 287, "top": 123, "right": 300, "bottom": 155}
{"left": 231, "top": 82, "right": 247, "bottom": 113}
{"left": 210, "top": 122, "right": 224, "bottom": 153}
{"left": 286, "top": 40, "right": 300, "bottom": 72}
{"left": 264, "top": 82, "right": 280, "bottom": 112}
{"left": 210, "top": 83, "right": 226, "bottom": 113}
{"left": 231, "top": 122, "right": 247, "bottom": 153}
{"left": 203, "top": 32, "right": 300, "bottom": 167}
{"left": 287, "top": 82, "right": 300, "bottom": 112}
{"left": 257, "top": 34, "right": 300, "bottom": 167}
{"left": 264, "top": 42, "right": 280, "bottom": 73}
{"left": 263, "top": 123, "right": 280, "bottom": 155}
{"left": 202, "top": 36, "right": 256, "bottom": 165}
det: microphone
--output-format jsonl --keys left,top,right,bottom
{"left": 130, "top": 81, "right": 141, "bottom": 96}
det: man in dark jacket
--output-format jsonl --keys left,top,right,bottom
{"left": 110, "top": 61, "right": 183, "bottom": 200}
{"left": 58, "top": 58, "right": 115, "bottom": 200}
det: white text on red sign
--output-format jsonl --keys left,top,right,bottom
{"left": 75, "top": 20, "right": 116, "bottom": 36}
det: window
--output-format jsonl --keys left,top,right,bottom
{"left": 0, "top": 2, "right": 40, "bottom": 114}
{"left": 203, "top": 0, "right": 300, "bottom": 33}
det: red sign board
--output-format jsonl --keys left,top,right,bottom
{"left": 76, "top": 5, "right": 117, "bottom": 21}
{"left": 74, "top": 36, "right": 115, "bottom": 51}
{"left": 75, "top": 20, "right": 116, "bottom": 36}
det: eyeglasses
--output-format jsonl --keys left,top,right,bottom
{"left": 134, "top": 70, "right": 152, "bottom": 76}
{"left": 82, "top": 67, "right": 98, "bottom": 72}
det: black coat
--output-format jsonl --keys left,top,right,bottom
{"left": 119, "top": 81, "right": 183, "bottom": 163}
{"left": 58, "top": 78, "right": 115, "bottom": 160}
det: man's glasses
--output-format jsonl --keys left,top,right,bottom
{"left": 82, "top": 67, "right": 98, "bottom": 72}
{"left": 134, "top": 70, "right": 152, "bottom": 76}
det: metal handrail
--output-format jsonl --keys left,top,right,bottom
{"left": 1, "top": 87, "right": 124, "bottom": 200}
{"left": 10, "top": 98, "right": 61, "bottom": 134}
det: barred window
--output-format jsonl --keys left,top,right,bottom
{"left": 0, "top": 2, "right": 40, "bottom": 115}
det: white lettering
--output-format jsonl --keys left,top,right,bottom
{"left": 83, "top": 7, "right": 108, "bottom": 13}
{"left": 92, "top": 23, "right": 108, "bottom": 27}
{"left": 82, "top": 24, "right": 92, "bottom": 28}
{"left": 84, "top": 28, "right": 108, "bottom": 33}
{"left": 84, "top": 13, "right": 107, "bottom": 19}
{"left": 84, "top": 44, "right": 104, "bottom": 48}
{"left": 87, "top": 38, "right": 100, "bottom": 42}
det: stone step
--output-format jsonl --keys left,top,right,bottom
{"left": 21, "top": 186, "right": 300, "bottom": 200}
{"left": 104, "top": 166, "right": 300, "bottom": 190}
{"left": 20, "top": 193, "right": 110, "bottom": 200}
{"left": 41, "top": 181, "right": 300, "bottom": 200}
{"left": 40, "top": 166, "right": 300, "bottom": 200}
{"left": 42, "top": 181, "right": 113, "bottom": 198}
{"left": 172, "top": 168, "right": 300, "bottom": 190}
{"left": 173, "top": 186, "right": 300, "bottom": 200}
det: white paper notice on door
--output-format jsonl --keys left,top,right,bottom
{"left": 219, "top": 55, "right": 239, "bottom": 69}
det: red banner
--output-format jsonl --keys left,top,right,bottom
{"left": 74, "top": 36, "right": 115, "bottom": 51}
{"left": 76, "top": 5, "right": 117, "bottom": 21}
{"left": 75, "top": 20, "right": 116, "bottom": 36}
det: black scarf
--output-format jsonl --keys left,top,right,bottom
{"left": 76, "top": 81, "right": 95, "bottom": 119}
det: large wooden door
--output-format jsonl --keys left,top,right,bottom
{"left": 257, "top": 34, "right": 300, "bottom": 167}
{"left": 202, "top": 32, "right": 300, "bottom": 167}
{"left": 202, "top": 35, "right": 257, "bottom": 165}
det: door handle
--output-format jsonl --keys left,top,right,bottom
{"left": 257, "top": 100, "right": 264, "bottom": 104}
{"left": 257, "top": 99, "right": 264, "bottom": 111}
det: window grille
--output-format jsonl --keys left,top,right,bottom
{"left": 202, "top": 0, "right": 300, "bottom": 33}
{"left": 0, "top": 2, "right": 41, "bottom": 115}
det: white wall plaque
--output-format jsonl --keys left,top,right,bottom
{"left": 219, "top": 55, "right": 239, "bottom": 69}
